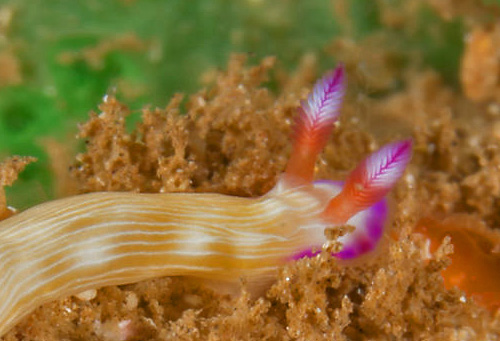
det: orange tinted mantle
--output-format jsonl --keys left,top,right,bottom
{"left": 416, "top": 214, "right": 500, "bottom": 312}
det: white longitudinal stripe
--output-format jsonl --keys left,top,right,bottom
{"left": 3, "top": 202, "right": 309, "bottom": 262}
{"left": 3, "top": 231, "right": 292, "bottom": 294}
{"left": 14, "top": 229, "right": 291, "bottom": 281}
{"left": 0, "top": 196, "right": 110, "bottom": 239}
{"left": 0, "top": 181, "right": 334, "bottom": 337}
{"left": 0, "top": 199, "right": 321, "bottom": 278}
{"left": 1, "top": 263, "right": 276, "bottom": 336}
{"left": 8, "top": 218, "right": 290, "bottom": 256}
{"left": 0, "top": 188, "right": 319, "bottom": 245}
{"left": 2, "top": 243, "right": 294, "bottom": 316}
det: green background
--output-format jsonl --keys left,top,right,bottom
{"left": 0, "top": 0, "right": 470, "bottom": 207}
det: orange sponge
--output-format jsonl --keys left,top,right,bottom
{"left": 416, "top": 215, "right": 500, "bottom": 312}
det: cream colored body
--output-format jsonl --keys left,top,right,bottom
{"left": 0, "top": 181, "right": 336, "bottom": 336}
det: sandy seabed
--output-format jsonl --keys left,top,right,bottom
{"left": 2, "top": 2, "right": 500, "bottom": 338}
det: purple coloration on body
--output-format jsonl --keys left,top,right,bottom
{"left": 334, "top": 198, "right": 387, "bottom": 259}
{"left": 289, "top": 191, "right": 388, "bottom": 260}
{"left": 284, "top": 65, "right": 410, "bottom": 263}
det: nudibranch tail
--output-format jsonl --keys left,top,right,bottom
{"left": 323, "top": 139, "right": 412, "bottom": 224}
{"left": 285, "top": 64, "right": 345, "bottom": 184}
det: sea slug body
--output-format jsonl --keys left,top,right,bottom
{"left": 0, "top": 65, "right": 412, "bottom": 336}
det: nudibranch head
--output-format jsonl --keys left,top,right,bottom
{"left": 286, "top": 179, "right": 388, "bottom": 261}
{"left": 334, "top": 194, "right": 388, "bottom": 259}
{"left": 283, "top": 64, "right": 412, "bottom": 260}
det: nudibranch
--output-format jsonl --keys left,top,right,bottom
{"left": 0, "top": 65, "right": 411, "bottom": 336}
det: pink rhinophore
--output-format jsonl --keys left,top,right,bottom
{"left": 283, "top": 64, "right": 412, "bottom": 260}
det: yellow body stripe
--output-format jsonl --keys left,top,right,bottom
{"left": 0, "top": 182, "right": 334, "bottom": 336}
